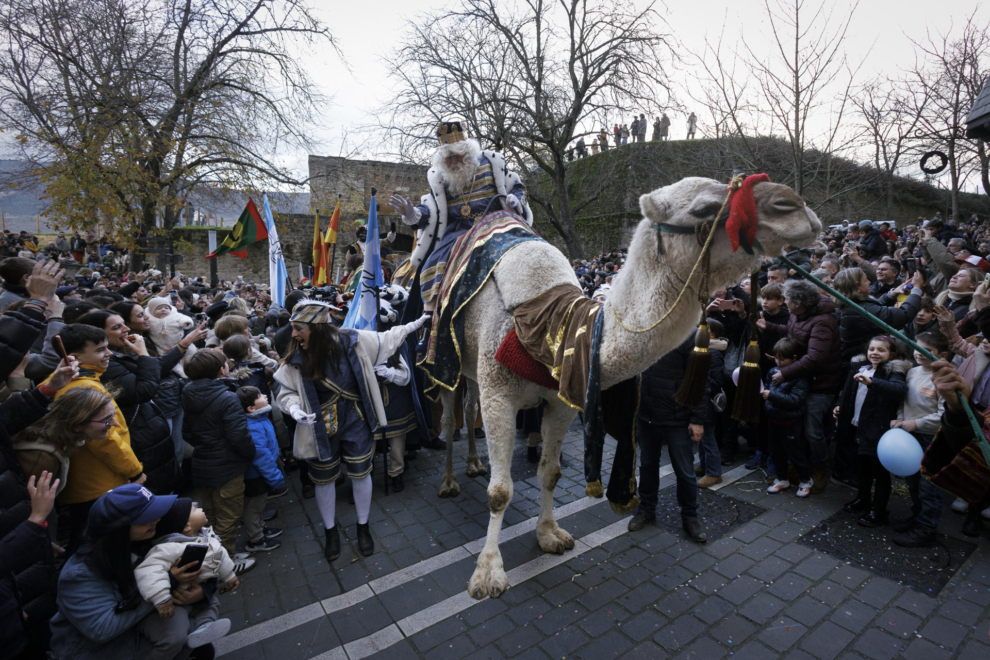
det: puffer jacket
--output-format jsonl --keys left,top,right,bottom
{"left": 245, "top": 409, "right": 284, "bottom": 488}
{"left": 152, "top": 344, "right": 188, "bottom": 418}
{"left": 838, "top": 291, "right": 921, "bottom": 368}
{"left": 182, "top": 378, "right": 255, "bottom": 488}
{"left": 103, "top": 353, "right": 175, "bottom": 495}
{"left": 134, "top": 527, "right": 234, "bottom": 606}
{"left": 230, "top": 361, "right": 271, "bottom": 399}
{"left": 836, "top": 357, "right": 910, "bottom": 456}
{"left": 763, "top": 366, "right": 809, "bottom": 420}
{"left": 638, "top": 332, "right": 708, "bottom": 429}
{"left": 860, "top": 231, "right": 887, "bottom": 260}
{"left": 47, "top": 550, "right": 156, "bottom": 660}
{"left": 763, "top": 295, "right": 843, "bottom": 394}
{"left": 54, "top": 369, "right": 144, "bottom": 505}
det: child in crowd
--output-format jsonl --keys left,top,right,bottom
{"left": 750, "top": 282, "right": 792, "bottom": 471}
{"left": 763, "top": 338, "right": 812, "bottom": 497}
{"left": 214, "top": 315, "right": 277, "bottom": 369}
{"left": 835, "top": 336, "right": 909, "bottom": 527}
{"left": 891, "top": 331, "right": 948, "bottom": 547}
{"left": 696, "top": 318, "right": 726, "bottom": 487}
{"left": 134, "top": 497, "right": 236, "bottom": 651}
{"left": 182, "top": 349, "right": 256, "bottom": 572}
{"left": 236, "top": 385, "right": 284, "bottom": 553}
{"left": 147, "top": 297, "right": 194, "bottom": 355}
{"left": 223, "top": 335, "right": 271, "bottom": 398}
{"left": 905, "top": 296, "right": 938, "bottom": 341}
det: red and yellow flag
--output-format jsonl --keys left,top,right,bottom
{"left": 315, "top": 197, "right": 341, "bottom": 285}
{"left": 324, "top": 196, "right": 341, "bottom": 245}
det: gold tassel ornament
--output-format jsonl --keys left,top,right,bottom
{"left": 731, "top": 271, "right": 764, "bottom": 425}
{"left": 674, "top": 322, "right": 712, "bottom": 408}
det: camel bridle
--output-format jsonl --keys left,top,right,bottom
{"left": 610, "top": 173, "right": 746, "bottom": 334}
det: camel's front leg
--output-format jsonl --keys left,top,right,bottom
{"left": 536, "top": 399, "right": 577, "bottom": 554}
{"left": 464, "top": 379, "right": 487, "bottom": 478}
{"left": 468, "top": 394, "right": 514, "bottom": 599}
{"left": 438, "top": 389, "right": 460, "bottom": 498}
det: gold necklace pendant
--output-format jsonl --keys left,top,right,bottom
{"left": 460, "top": 204, "right": 472, "bottom": 216}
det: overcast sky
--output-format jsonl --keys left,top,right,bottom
{"left": 296, "top": 0, "right": 987, "bottom": 191}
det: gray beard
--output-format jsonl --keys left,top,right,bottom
{"left": 444, "top": 162, "right": 477, "bottom": 196}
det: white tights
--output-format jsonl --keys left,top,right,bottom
{"left": 315, "top": 475, "right": 373, "bottom": 529}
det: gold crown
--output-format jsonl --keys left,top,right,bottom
{"left": 436, "top": 121, "right": 466, "bottom": 145}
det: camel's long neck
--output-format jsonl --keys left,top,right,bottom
{"left": 598, "top": 240, "right": 705, "bottom": 389}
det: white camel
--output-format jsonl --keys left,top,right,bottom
{"left": 434, "top": 177, "right": 822, "bottom": 599}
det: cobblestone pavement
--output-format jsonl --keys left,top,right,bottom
{"left": 213, "top": 421, "right": 990, "bottom": 659}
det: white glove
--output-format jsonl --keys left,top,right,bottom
{"left": 505, "top": 195, "right": 522, "bottom": 212}
{"left": 288, "top": 404, "right": 317, "bottom": 425}
{"left": 389, "top": 195, "right": 419, "bottom": 225}
{"left": 375, "top": 364, "right": 397, "bottom": 381}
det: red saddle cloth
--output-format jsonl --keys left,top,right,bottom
{"left": 495, "top": 328, "right": 560, "bottom": 390}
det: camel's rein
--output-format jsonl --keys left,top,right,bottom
{"left": 610, "top": 174, "right": 745, "bottom": 334}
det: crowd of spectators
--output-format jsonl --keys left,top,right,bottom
{"left": 581, "top": 212, "right": 990, "bottom": 549}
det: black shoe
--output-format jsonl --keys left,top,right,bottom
{"left": 891, "top": 517, "right": 915, "bottom": 533}
{"left": 962, "top": 515, "right": 983, "bottom": 537}
{"left": 857, "top": 511, "right": 888, "bottom": 528}
{"left": 843, "top": 498, "right": 871, "bottom": 514}
{"left": 527, "top": 446, "right": 539, "bottom": 463}
{"left": 356, "top": 522, "right": 375, "bottom": 557}
{"left": 453, "top": 429, "right": 462, "bottom": 442}
{"left": 404, "top": 450, "right": 417, "bottom": 461}
{"left": 268, "top": 484, "right": 289, "bottom": 499}
{"left": 627, "top": 511, "right": 655, "bottom": 532}
{"left": 189, "top": 644, "right": 216, "bottom": 660}
{"left": 391, "top": 475, "right": 404, "bottom": 492}
{"left": 720, "top": 454, "right": 737, "bottom": 466}
{"left": 683, "top": 520, "right": 708, "bottom": 543}
{"left": 892, "top": 528, "right": 937, "bottom": 548}
{"left": 425, "top": 436, "right": 445, "bottom": 450}
{"left": 263, "top": 508, "right": 278, "bottom": 522}
{"left": 325, "top": 525, "right": 340, "bottom": 561}
{"left": 475, "top": 427, "right": 486, "bottom": 439}
{"left": 302, "top": 484, "right": 315, "bottom": 500}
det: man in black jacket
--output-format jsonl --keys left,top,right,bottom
{"left": 628, "top": 332, "right": 708, "bottom": 543}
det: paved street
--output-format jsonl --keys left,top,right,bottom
{"left": 213, "top": 421, "right": 990, "bottom": 659}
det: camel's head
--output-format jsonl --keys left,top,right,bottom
{"left": 637, "top": 177, "right": 821, "bottom": 285}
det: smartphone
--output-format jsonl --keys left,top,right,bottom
{"left": 178, "top": 544, "right": 208, "bottom": 572}
{"left": 194, "top": 312, "right": 207, "bottom": 324}
{"left": 905, "top": 257, "right": 916, "bottom": 278}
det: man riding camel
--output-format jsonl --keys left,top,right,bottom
{"left": 389, "top": 121, "right": 532, "bottom": 349}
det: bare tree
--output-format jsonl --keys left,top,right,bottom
{"left": 0, "top": 0, "right": 335, "bottom": 257}
{"left": 852, "top": 76, "right": 929, "bottom": 221}
{"left": 907, "top": 11, "right": 990, "bottom": 219}
{"left": 379, "top": 0, "right": 675, "bottom": 259}
{"left": 690, "top": 0, "right": 863, "bottom": 203}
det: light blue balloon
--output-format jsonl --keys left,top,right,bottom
{"left": 877, "top": 428, "right": 924, "bottom": 477}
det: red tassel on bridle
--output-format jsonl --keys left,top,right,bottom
{"left": 725, "top": 173, "right": 770, "bottom": 254}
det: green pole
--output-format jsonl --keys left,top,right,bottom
{"left": 777, "top": 254, "right": 990, "bottom": 468}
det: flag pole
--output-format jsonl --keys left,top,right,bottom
{"left": 329, "top": 194, "right": 341, "bottom": 284}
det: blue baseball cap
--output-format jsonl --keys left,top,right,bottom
{"left": 88, "top": 484, "right": 177, "bottom": 534}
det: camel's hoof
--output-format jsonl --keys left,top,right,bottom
{"left": 465, "top": 458, "right": 488, "bottom": 478}
{"left": 538, "top": 526, "right": 576, "bottom": 555}
{"left": 468, "top": 561, "right": 509, "bottom": 600}
{"left": 438, "top": 476, "right": 461, "bottom": 499}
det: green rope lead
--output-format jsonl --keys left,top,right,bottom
{"left": 777, "top": 255, "right": 990, "bottom": 468}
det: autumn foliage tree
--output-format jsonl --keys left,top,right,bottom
{"left": 0, "top": 0, "right": 334, "bottom": 254}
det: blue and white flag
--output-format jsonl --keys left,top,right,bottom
{"left": 262, "top": 193, "right": 289, "bottom": 306}
{"left": 342, "top": 192, "right": 384, "bottom": 331}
